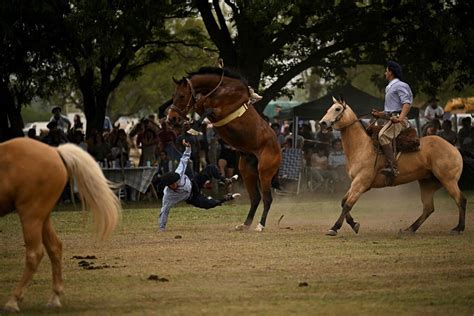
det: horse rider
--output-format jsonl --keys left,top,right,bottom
{"left": 158, "top": 139, "right": 240, "bottom": 231}
{"left": 371, "top": 61, "right": 413, "bottom": 177}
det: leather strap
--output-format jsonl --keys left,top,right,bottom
{"left": 213, "top": 103, "right": 249, "bottom": 127}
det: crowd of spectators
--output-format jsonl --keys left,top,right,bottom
{"left": 27, "top": 107, "right": 246, "bottom": 198}
{"left": 270, "top": 97, "right": 474, "bottom": 192}
{"left": 24, "top": 102, "right": 474, "bottom": 195}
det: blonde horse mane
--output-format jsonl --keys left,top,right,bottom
{"left": 57, "top": 144, "right": 121, "bottom": 240}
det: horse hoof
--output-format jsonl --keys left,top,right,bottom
{"left": 47, "top": 294, "right": 62, "bottom": 308}
{"left": 326, "top": 229, "right": 337, "bottom": 236}
{"left": 235, "top": 224, "right": 250, "bottom": 231}
{"left": 255, "top": 223, "right": 265, "bottom": 232}
{"left": 4, "top": 300, "right": 20, "bottom": 312}
{"left": 402, "top": 228, "right": 416, "bottom": 234}
{"left": 352, "top": 222, "right": 360, "bottom": 234}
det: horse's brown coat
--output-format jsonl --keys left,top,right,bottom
{"left": 168, "top": 68, "right": 281, "bottom": 230}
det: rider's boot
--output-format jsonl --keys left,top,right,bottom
{"left": 380, "top": 144, "right": 399, "bottom": 177}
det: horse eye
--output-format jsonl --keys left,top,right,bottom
{"left": 335, "top": 108, "right": 341, "bottom": 112}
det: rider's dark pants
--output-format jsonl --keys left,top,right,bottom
{"left": 186, "top": 165, "right": 226, "bottom": 209}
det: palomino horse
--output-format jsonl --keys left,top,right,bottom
{"left": 0, "top": 138, "right": 121, "bottom": 312}
{"left": 319, "top": 98, "right": 466, "bottom": 236}
{"left": 167, "top": 67, "right": 281, "bottom": 231}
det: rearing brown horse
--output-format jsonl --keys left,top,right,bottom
{"left": 319, "top": 98, "right": 466, "bottom": 236}
{"left": 167, "top": 67, "right": 281, "bottom": 231}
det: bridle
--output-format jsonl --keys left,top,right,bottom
{"left": 169, "top": 70, "right": 225, "bottom": 119}
{"left": 326, "top": 102, "right": 358, "bottom": 130}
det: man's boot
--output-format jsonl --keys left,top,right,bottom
{"left": 380, "top": 144, "right": 399, "bottom": 177}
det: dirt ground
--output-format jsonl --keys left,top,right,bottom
{"left": 1, "top": 185, "right": 473, "bottom": 315}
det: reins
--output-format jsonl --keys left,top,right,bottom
{"left": 170, "top": 69, "right": 225, "bottom": 118}
{"left": 330, "top": 104, "right": 381, "bottom": 169}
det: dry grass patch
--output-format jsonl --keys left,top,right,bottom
{"left": 1, "top": 187, "right": 473, "bottom": 315}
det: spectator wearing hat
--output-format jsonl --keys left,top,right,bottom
{"left": 158, "top": 139, "right": 240, "bottom": 231}
{"left": 49, "top": 106, "right": 71, "bottom": 133}
{"left": 424, "top": 97, "right": 444, "bottom": 121}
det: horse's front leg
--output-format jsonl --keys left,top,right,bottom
{"left": 342, "top": 189, "right": 363, "bottom": 234}
{"left": 327, "top": 177, "right": 369, "bottom": 236}
{"left": 5, "top": 218, "right": 45, "bottom": 312}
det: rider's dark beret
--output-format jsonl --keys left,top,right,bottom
{"left": 386, "top": 61, "right": 403, "bottom": 80}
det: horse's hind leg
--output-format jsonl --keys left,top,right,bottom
{"left": 256, "top": 170, "right": 274, "bottom": 232}
{"left": 4, "top": 214, "right": 45, "bottom": 312}
{"left": 441, "top": 180, "right": 467, "bottom": 234}
{"left": 255, "top": 150, "right": 280, "bottom": 232}
{"left": 42, "top": 217, "right": 64, "bottom": 308}
{"left": 405, "top": 179, "right": 441, "bottom": 233}
{"left": 235, "top": 154, "right": 261, "bottom": 230}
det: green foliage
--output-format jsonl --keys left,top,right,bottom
{"left": 21, "top": 105, "right": 51, "bottom": 123}
{"left": 46, "top": 0, "right": 200, "bottom": 133}
{"left": 197, "top": 0, "right": 474, "bottom": 110}
{"left": 0, "top": 0, "right": 66, "bottom": 103}
{"left": 108, "top": 18, "right": 217, "bottom": 120}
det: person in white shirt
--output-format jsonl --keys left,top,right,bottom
{"left": 49, "top": 107, "right": 71, "bottom": 133}
{"left": 424, "top": 97, "right": 444, "bottom": 121}
{"left": 158, "top": 139, "right": 240, "bottom": 231}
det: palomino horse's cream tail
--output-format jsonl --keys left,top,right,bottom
{"left": 57, "top": 144, "right": 121, "bottom": 240}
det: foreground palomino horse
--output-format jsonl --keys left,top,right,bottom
{"left": 0, "top": 138, "right": 121, "bottom": 312}
{"left": 167, "top": 67, "right": 281, "bottom": 231}
{"left": 319, "top": 98, "right": 466, "bottom": 236}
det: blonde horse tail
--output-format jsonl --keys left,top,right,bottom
{"left": 57, "top": 144, "right": 121, "bottom": 240}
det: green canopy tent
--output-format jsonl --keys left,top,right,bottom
{"left": 263, "top": 100, "right": 301, "bottom": 119}
{"left": 276, "top": 84, "right": 420, "bottom": 146}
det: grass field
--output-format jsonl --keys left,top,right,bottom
{"left": 1, "top": 184, "right": 474, "bottom": 315}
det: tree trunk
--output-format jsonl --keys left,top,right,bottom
{"left": 82, "top": 91, "right": 107, "bottom": 138}
{"left": 78, "top": 68, "right": 109, "bottom": 138}
{"left": 0, "top": 80, "right": 25, "bottom": 142}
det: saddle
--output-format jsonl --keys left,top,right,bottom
{"left": 366, "top": 125, "right": 420, "bottom": 153}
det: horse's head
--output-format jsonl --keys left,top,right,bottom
{"left": 167, "top": 76, "right": 195, "bottom": 126}
{"left": 319, "top": 96, "right": 355, "bottom": 131}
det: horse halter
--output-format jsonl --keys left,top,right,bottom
{"left": 169, "top": 78, "right": 197, "bottom": 118}
{"left": 327, "top": 102, "right": 358, "bottom": 130}
{"left": 333, "top": 102, "right": 347, "bottom": 123}
{"left": 170, "top": 70, "right": 225, "bottom": 118}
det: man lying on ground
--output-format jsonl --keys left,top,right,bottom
{"left": 158, "top": 139, "right": 239, "bottom": 231}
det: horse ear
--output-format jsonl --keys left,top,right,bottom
{"left": 332, "top": 96, "right": 338, "bottom": 104}
{"left": 339, "top": 95, "right": 346, "bottom": 105}
{"left": 339, "top": 94, "right": 346, "bottom": 104}
{"left": 172, "top": 77, "right": 179, "bottom": 84}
